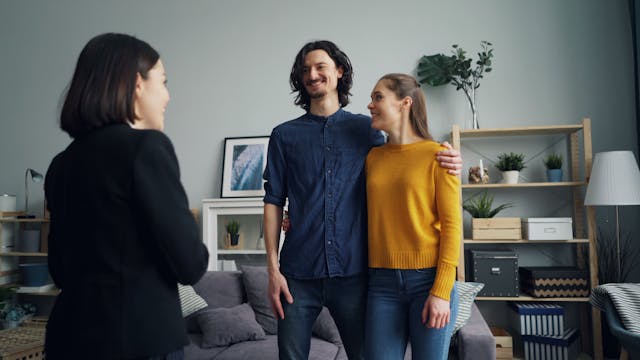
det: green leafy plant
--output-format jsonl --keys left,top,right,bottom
{"left": 543, "top": 153, "right": 563, "bottom": 170}
{"left": 0, "top": 286, "right": 17, "bottom": 305}
{"left": 225, "top": 220, "right": 240, "bottom": 235}
{"left": 495, "top": 152, "right": 526, "bottom": 172}
{"left": 463, "top": 191, "right": 514, "bottom": 218}
{"left": 417, "top": 41, "right": 494, "bottom": 129}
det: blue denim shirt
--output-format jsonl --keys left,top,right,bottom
{"left": 263, "top": 109, "right": 385, "bottom": 279}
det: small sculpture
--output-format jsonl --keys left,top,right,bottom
{"left": 468, "top": 166, "right": 489, "bottom": 184}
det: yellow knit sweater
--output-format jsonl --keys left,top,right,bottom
{"left": 366, "top": 140, "right": 461, "bottom": 300}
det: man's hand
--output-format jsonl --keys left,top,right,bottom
{"left": 268, "top": 269, "right": 293, "bottom": 319}
{"left": 437, "top": 141, "right": 463, "bottom": 176}
{"left": 421, "top": 294, "right": 451, "bottom": 329}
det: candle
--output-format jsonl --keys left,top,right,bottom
{"left": 479, "top": 159, "right": 484, "bottom": 177}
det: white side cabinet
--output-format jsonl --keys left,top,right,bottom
{"left": 202, "top": 198, "right": 283, "bottom": 271}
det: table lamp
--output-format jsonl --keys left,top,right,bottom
{"left": 18, "top": 168, "right": 44, "bottom": 219}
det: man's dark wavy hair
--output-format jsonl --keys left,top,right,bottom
{"left": 289, "top": 40, "right": 353, "bottom": 111}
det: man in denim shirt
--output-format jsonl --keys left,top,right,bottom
{"left": 263, "top": 40, "right": 462, "bottom": 360}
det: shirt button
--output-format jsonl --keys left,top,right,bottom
{"left": 328, "top": 193, "right": 333, "bottom": 198}
{"left": 326, "top": 146, "right": 331, "bottom": 151}
{"left": 328, "top": 241, "right": 332, "bottom": 245}
{"left": 327, "top": 169, "right": 332, "bottom": 175}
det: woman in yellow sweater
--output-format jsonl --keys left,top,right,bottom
{"left": 365, "top": 73, "right": 461, "bottom": 360}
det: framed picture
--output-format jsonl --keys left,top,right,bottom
{"left": 221, "top": 136, "right": 270, "bottom": 198}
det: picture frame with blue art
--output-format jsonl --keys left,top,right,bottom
{"left": 221, "top": 136, "right": 269, "bottom": 198}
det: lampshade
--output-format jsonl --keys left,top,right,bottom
{"left": 584, "top": 151, "right": 640, "bottom": 206}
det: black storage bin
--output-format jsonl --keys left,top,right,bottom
{"left": 470, "top": 250, "right": 519, "bottom": 297}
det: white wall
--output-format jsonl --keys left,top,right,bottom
{"left": 1, "top": 1, "right": 637, "bottom": 244}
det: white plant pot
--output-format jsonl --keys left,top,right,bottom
{"left": 502, "top": 170, "right": 520, "bottom": 184}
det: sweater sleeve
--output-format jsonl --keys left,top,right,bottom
{"left": 430, "top": 164, "right": 462, "bottom": 301}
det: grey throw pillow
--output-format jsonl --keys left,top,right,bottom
{"left": 240, "top": 265, "right": 278, "bottom": 334}
{"left": 178, "top": 284, "right": 208, "bottom": 317}
{"left": 453, "top": 281, "right": 484, "bottom": 334}
{"left": 312, "top": 307, "right": 342, "bottom": 345}
{"left": 197, "top": 303, "right": 266, "bottom": 348}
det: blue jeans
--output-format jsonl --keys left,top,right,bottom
{"left": 364, "top": 268, "right": 459, "bottom": 360}
{"left": 278, "top": 274, "right": 368, "bottom": 360}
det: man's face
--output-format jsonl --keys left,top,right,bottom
{"left": 302, "top": 49, "right": 343, "bottom": 100}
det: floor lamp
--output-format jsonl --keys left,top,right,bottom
{"left": 584, "top": 151, "right": 640, "bottom": 282}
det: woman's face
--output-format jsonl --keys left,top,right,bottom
{"left": 367, "top": 79, "right": 403, "bottom": 132}
{"left": 133, "top": 59, "right": 170, "bottom": 131}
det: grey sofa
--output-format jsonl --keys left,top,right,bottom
{"left": 183, "top": 268, "right": 495, "bottom": 360}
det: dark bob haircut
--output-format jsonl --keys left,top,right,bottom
{"left": 60, "top": 33, "right": 159, "bottom": 138}
{"left": 289, "top": 40, "right": 353, "bottom": 111}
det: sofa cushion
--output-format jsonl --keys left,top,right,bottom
{"left": 240, "top": 265, "right": 278, "bottom": 335}
{"left": 193, "top": 271, "right": 246, "bottom": 308}
{"left": 184, "top": 333, "right": 228, "bottom": 360}
{"left": 213, "top": 335, "right": 342, "bottom": 360}
{"left": 188, "top": 271, "right": 247, "bottom": 333}
{"left": 178, "top": 284, "right": 208, "bottom": 317}
{"left": 312, "top": 307, "right": 342, "bottom": 345}
{"left": 198, "top": 303, "right": 266, "bottom": 348}
{"left": 453, "top": 281, "right": 484, "bottom": 334}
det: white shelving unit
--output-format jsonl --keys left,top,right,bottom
{"left": 202, "top": 198, "right": 284, "bottom": 271}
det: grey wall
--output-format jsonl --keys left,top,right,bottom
{"left": 1, "top": 0, "right": 636, "bottom": 208}
{"left": 1, "top": 1, "right": 638, "bottom": 282}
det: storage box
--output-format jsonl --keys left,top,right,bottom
{"left": 490, "top": 327, "right": 513, "bottom": 360}
{"left": 0, "top": 326, "right": 45, "bottom": 360}
{"left": 522, "top": 218, "right": 573, "bottom": 240}
{"left": 470, "top": 250, "right": 519, "bottom": 297}
{"left": 522, "top": 328, "right": 579, "bottom": 360}
{"left": 519, "top": 266, "right": 589, "bottom": 298}
{"left": 472, "top": 217, "right": 521, "bottom": 240}
{"left": 510, "top": 303, "right": 564, "bottom": 336}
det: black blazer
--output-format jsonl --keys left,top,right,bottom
{"left": 44, "top": 124, "right": 209, "bottom": 359}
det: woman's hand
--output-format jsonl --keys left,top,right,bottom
{"left": 421, "top": 294, "right": 451, "bottom": 329}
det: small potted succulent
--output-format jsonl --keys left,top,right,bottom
{"left": 495, "top": 152, "right": 526, "bottom": 184}
{"left": 463, "top": 191, "right": 519, "bottom": 240}
{"left": 225, "top": 219, "right": 241, "bottom": 248}
{"left": 0, "top": 301, "right": 36, "bottom": 329}
{"left": 543, "top": 153, "right": 563, "bottom": 182}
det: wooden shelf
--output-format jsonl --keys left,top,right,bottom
{"left": 462, "top": 181, "right": 586, "bottom": 189}
{"left": 476, "top": 294, "right": 590, "bottom": 302}
{"left": 218, "top": 249, "right": 266, "bottom": 255}
{"left": 456, "top": 124, "right": 584, "bottom": 138}
{"left": 0, "top": 218, "right": 49, "bottom": 223}
{"left": 0, "top": 252, "right": 47, "bottom": 257}
{"left": 464, "top": 238, "right": 589, "bottom": 244}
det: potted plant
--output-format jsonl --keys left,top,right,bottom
{"left": 225, "top": 219, "right": 241, "bottom": 248}
{"left": 417, "top": 41, "right": 494, "bottom": 129}
{"left": 543, "top": 153, "right": 563, "bottom": 182}
{"left": 0, "top": 301, "right": 36, "bottom": 329}
{"left": 0, "top": 286, "right": 16, "bottom": 312}
{"left": 463, "top": 191, "right": 519, "bottom": 240}
{"left": 495, "top": 152, "right": 526, "bottom": 184}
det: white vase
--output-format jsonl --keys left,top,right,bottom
{"left": 502, "top": 170, "right": 520, "bottom": 184}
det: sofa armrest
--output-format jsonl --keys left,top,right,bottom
{"left": 456, "top": 303, "right": 495, "bottom": 360}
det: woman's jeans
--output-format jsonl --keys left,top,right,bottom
{"left": 278, "top": 274, "right": 368, "bottom": 360}
{"left": 365, "top": 268, "right": 459, "bottom": 360}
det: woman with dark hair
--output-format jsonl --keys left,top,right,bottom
{"left": 365, "top": 73, "right": 461, "bottom": 360}
{"left": 44, "top": 33, "right": 208, "bottom": 360}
